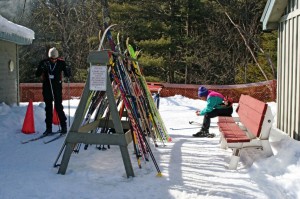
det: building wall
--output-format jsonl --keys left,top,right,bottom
{"left": 277, "top": 0, "right": 300, "bottom": 140}
{"left": 0, "top": 40, "right": 18, "bottom": 105}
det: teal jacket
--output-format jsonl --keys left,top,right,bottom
{"left": 200, "top": 90, "right": 227, "bottom": 115}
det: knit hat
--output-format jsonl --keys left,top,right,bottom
{"left": 48, "top": 47, "right": 59, "bottom": 58}
{"left": 198, "top": 86, "right": 208, "bottom": 97}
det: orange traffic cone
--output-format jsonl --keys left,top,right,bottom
{"left": 52, "top": 107, "right": 60, "bottom": 125}
{"left": 21, "top": 100, "right": 35, "bottom": 134}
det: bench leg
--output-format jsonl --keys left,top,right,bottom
{"left": 261, "top": 140, "right": 273, "bottom": 157}
{"left": 220, "top": 137, "right": 227, "bottom": 149}
{"left": 228, "top": 149, "right": 240, "bottom": 170}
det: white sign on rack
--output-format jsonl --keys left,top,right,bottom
{"left": 89, "top": 65, "right": 107, "bottom": 91}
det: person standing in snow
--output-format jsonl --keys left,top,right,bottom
{"left": 153, "top": 87, "right": 162, "bottom": 109}
{"left": 35, "top": 47, "right": 70, "bottom": 135}
{"left": 193, "top": 86, "right": 233, "bottom": 137}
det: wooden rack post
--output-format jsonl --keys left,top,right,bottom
{"left": 55, "top": 50, "right": 134, "bottom": 177}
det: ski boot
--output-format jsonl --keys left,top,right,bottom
{"left": 192, "top": 129, "right": 209, "bottom": 137}
{"left": 43, "top": 128, "right": 52, "bottom": 136}
{"left": 60, "top": 125, "right": 67, "bottom": 135}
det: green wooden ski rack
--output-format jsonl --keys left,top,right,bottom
{"left": 54, "top": 50, "right": 134, "bottom": 177}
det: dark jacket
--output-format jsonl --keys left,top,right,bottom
{"left": 36, "top": 58, "right": 69, "bottom": 88}
{"left": 36, "top": 58, "right": 70, "bottom": 129}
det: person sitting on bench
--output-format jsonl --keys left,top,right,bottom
{"left": 193, "top": 86, "right": 233, "bottom": 137}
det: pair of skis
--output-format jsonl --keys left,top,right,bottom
{"left": 170, "top": 120, "right": 217, "bottom": 129}
{"left": 170, "top": 120, "right": 216, "bottom": 138}
{"left": 43, "top": 133, "right": 66, "bottom": 144}
{"left": 189, "top": 120, "right": 216, "bottom": 138}
{"left": 21, "top": 131, "right": 65, "bottom": 144}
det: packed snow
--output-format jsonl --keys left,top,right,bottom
{"left": 0, "top": 95, "right": 299, "bottom": 199}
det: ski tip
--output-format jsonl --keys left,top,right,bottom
{"left": 167, "top": 137, "right": 172, "bottom": 142}
{"left": 156, "top": 172, "right": 163, "bottom": 177}
{"left": 137, "top": 160, "right": 142, "bottom": 169}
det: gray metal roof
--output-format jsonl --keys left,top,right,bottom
{"left": 260, "top": 0, "right": 288, "bottom": 30}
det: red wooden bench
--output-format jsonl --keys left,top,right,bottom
{"left": 217, "top": 94, "right": 274, "bottom": 169}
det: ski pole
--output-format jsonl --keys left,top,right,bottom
{"left": 68, "top": 77, "right": 70, "bottom": 127}
{"left": 48, "top": 72, "right": 61, "bottom": 131}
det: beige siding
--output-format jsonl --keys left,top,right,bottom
{"left": 0, "top": 40, "right": 18, "bottom": 105}
{"left": 277, "top": 23, "right": 282, "bottom": 131}
{"left": 297, "top": 15, "right": 300, "bottom": 140}
{"left": 278, "top": 0, "right": 300, "bottom": 140}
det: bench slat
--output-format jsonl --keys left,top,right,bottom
{"left": 219, "top": 123, "right": 251, "bottom": 142}
{"left": 218, "top": 117, "right": 235, "bottom": 123}
{"left": 238, "top": 100, "right": 267, "bottom": 137}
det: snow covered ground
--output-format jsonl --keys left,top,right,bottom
{"left": 0, "top": 95, "right": 299, "bottom": 199}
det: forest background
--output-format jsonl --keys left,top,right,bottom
{"left": 0, "top": 0, "right": 277, "bottom": 85}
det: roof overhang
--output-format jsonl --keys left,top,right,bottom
{"left": 260, "top": 0, "right": 288, "bottom": 31}
{"left": 0, "top": 15, "right": 34, "bottom": 45}
{"left": 0, "top": 31, "right": 34, "bottom": 45}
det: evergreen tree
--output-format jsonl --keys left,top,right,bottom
{"left": 19, "top": 0, "right": 102, "bottom": 83}
{"left": 16, "top": 0, "right": 276, "bottom": 85}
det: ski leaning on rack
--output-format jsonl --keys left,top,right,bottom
{"left": 43, "top": 133, "right": 66, "bottom": 144}
{"left": 21, "top": 131, "right": 61, "bottom": 144}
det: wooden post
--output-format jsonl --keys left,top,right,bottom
{"left": 55, "top": 50, "right": 134, "bottom": 177}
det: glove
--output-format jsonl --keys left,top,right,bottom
{"left": 65, "top": 67, "right": 72, "bottom": 78}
